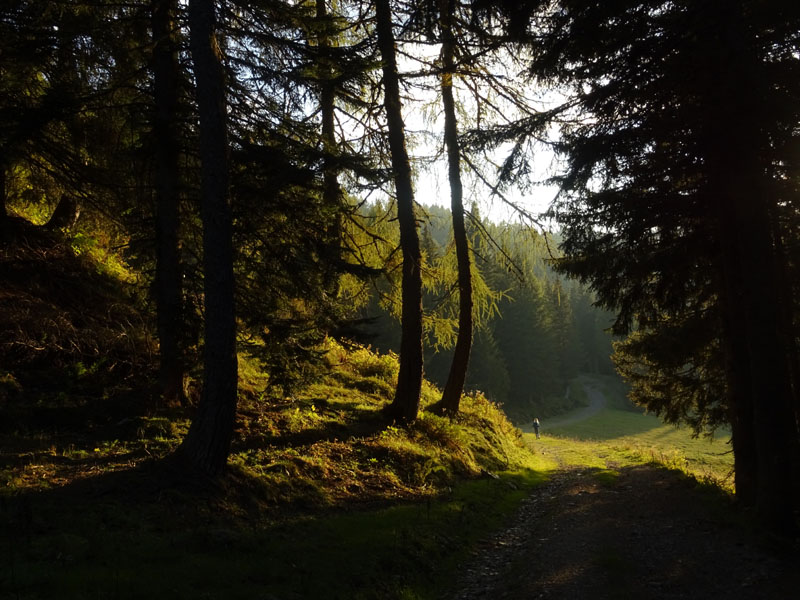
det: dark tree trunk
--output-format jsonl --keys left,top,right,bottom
{"left": 177, "top": 0, "right": 238, "bottom": 477}
{"left": 375, "top": 0, "right": 423, "bottom": 423}
{"left": 729, "top": 171, "right": 797, "bottom": 535}
{"left": 705, "top": 2, "right": 797, "bottom": 533}
{"left": 437, "top": 0, "right": 472, "bottom": 416}
{"left": 45, "top": 194, "right": 80, "bottom": 230}
{"left": 718, "top": 278, "right": 758, "bottom": 506}
{"left": 151, "top": 0, "right": 185, "bottom": 406}
{"left": 1, "top": 165, "right": 8, "bottom": 227}
{"left": 316, "top": 0, "right": 342, "bottom": 288}
{"left": 770, "top": 207, "right": 800, "bottom": 494}
{"left": 316, "top": 0, "right": 337, "bottom": 205}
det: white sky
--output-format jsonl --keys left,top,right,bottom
{"left": 395, "top": 43, "right": 563, "bottom": 227}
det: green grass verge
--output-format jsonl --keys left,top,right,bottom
{"left": 531, "top": 375, "right": 734, "bottom": 490}
{"left": 2, "top": 339, "right": 558, "bottom": 600}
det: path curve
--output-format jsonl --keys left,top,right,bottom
{"left": 520, "top": 384, "right": 607, "bottom": 434}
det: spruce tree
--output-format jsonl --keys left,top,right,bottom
{"left": 514, "top": 0, "right": 800, "bottom": 531}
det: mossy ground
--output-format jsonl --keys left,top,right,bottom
{"left": 0, "top": 218, "right": 748, "bottom": 599}
{"left": 1, "top": 342, "right": 548, "bottom": 599}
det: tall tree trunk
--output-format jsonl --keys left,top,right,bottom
{"left": 152, "top": 0, "right": 185, "bottom": 407}
{"left": 729, "top": 168, "right": 797, "bottom": 535}
{"left": 177, "top": 0, "right": 238, "bottom": 477}
{"left": 316, "top": 0, "right": 342, "bottom": 290}
{"left": 771, "top": 210, "right": 800, "bottom": 427}
{"left": 705, "top": 2, "right": 797, "bottom": 533}
{"left": 375, "top": 0, "right": 423, "bottom": 423}
{"left": 770, "top": 206, "right": 800, "bottom": 495}
{"left": 717, "top": 271, "right": 758, "bottom": 506}
{"left": 437, "top": 0, "right": 472, "bottom": 416}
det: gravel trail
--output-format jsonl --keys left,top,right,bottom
{"left": 448, "top": 385, "right": 799, "bottom": 599}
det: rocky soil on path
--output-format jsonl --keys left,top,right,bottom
{"left": 447, "top": 464, "right": 799, "bottom": 599}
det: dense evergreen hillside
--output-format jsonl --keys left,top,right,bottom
{"left": 347, "top": 203, "right": 618, "bottom": 422}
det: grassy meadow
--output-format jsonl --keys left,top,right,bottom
{"left": 524, "top": 374, "right": 735, "bottom": 491}
{"left": 2, "top": 337, "right": 553, "bottom": 600}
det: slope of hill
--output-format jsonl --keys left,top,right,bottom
{"left": 0, "top": 218, "right": 548, "bottom": 599}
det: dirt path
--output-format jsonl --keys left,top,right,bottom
{"left": 520, "top": 384, "right": 606, "bottom": 435}
{"left": 450, "top": 386, "right": 798, "bottom": 599}
{"left": 447, "top": 464, "right": 798, "bottom": 599}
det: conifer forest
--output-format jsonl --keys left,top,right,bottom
{"left": 1, "top": 1, "right": 799, "bottom": 598}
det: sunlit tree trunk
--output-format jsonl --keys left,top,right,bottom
{"left": 177, "top": 0, "right": 238, "bottom": 476}
{"left": 437, "top": 0, "right": 472, "bottom": 416}
{"left": 375, "top": 0, "right": 423, "bottom": 423}
{"left": 151, "top": 0, "right": 185, "bottom": 407}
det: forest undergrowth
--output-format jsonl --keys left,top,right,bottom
{"left": 0, "top": 219, "right": 550, "bottom": 598}
{"left": 1, "top": 219, "right": 786, "bottom": 600}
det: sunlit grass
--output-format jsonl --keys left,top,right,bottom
{"left": 4, "top": 339, "right": 556, "bottom": 600}
{"left": 526, "top": 375, "right": 734, "bottom": 490}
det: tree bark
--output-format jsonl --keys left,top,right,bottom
{"left": 1, "top": 165, "right": 8, "bottom": 228}
{"left": 437, "top": 0, "right": 472, "bottom": 416}
{"left": 316, "top": 0, "right": 342, "bottom": 289}
{"left": 725, "top": 162, "right": 797, "bottom": 535}
{"left": 151, "top": 0, "right": 185, "bottom": 407}
{"left": 771, "top": 210, "right": 800, "bottom": 433}
{"left": 770, "top": 206, "right": 800, "bottom": 495}
{"left": 717, "top": 268, "right": 758, "bottom": 506}
{"left": 375, "top": 0, "right": 423, "bottom": 423}
{"left": 177, "top": 0, "right": 238, "bottom": 477}
{"left": 704, "top": 2, "right": 797, "bottom": 533}
{"left": 45, "top": 194, "right": 80, "bottom": 230}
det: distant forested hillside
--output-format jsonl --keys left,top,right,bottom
{"left": 344, "top": 203, "right": 617, "bottom": 421}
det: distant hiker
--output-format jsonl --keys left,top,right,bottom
{"left": 532, "top": 417, "right": 541, "bottom": 439}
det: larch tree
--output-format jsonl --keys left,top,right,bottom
{"left": 433, "top": 0, "right": 473, "bottom": 416}
{"left": 375, "top": 0, "right": 424, "bottom": 423}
